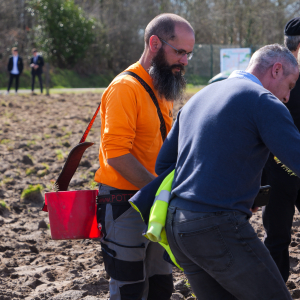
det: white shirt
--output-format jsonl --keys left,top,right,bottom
{"left": 11, "top": 56, "right": 19, "bottom": 75}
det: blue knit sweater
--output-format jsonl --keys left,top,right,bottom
{"left": 155, "top": 76, "right": 300, "bottom": 216}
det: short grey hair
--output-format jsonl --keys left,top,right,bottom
{"left": 284, "top": 35, "right": 300, "bottom": 52}
{"left": 247, "top": 44, "right": 298, "bottom": 76}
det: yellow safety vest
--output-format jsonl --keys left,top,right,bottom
{"left": 146, "top": 170, "right": 183, "bottom": 270}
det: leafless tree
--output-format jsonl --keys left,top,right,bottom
{"left": 1, "top": 0, "right": 300, "bottom": 75}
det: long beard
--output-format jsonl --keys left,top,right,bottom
{"left": 149, "top": 48, "right": 186, "bottom": 101}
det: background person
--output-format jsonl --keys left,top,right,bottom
{"left": 156, "top": 44, "right": 299, "bottom": 300}
{"left": 30, "top": 48, "right": 44, "bottom": 95}
{"left": 94, "top": 13, "right": 195, "bottom": 300}
{"left": 262, "top": 17, "right": 300, "bottom": 283}
{"left": 6, "top": 47, "right": 23, "bottom": 95}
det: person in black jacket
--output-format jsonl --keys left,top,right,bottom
{"left": 6, "top": 47, "right": 23, "bottom": 95}
{"left": 30, "top": 48, "right": 44, "bottom": 95}
{"left": 262, "top": 17, "right": 300, "bottom": 283}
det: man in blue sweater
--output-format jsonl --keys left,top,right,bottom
{"left": 156, "top": 44, "right": 299, "bottom": 300}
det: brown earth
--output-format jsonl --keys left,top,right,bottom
{"left": 0, "top": 92, "right": 300, "bottom": 300}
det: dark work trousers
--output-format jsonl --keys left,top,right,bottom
{"left": 166, "top": 206, "right": 292, "bottom": 300}
{"left": 31, "top": 73, "right": 43, "bottom": 93}
{"left": 262, "top": 154, "right": 300, "bottom": 282}
{"left": 97, "top": 184, "right": 173, "bottom": 300}
{"left": 7, "top": 74, "right": 20, "bottom": 92}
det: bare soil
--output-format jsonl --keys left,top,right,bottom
{"left": 0, "top": 93, "right": 300, "bottom": 299}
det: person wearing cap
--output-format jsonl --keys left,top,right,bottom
{"left": 6, "top": 47, "right": 23, "bottom": 95}
{"left": 30, "top": 48, "right": 44, "bottom": 95}
{"left": 262, "top": 18, "right": 300, "bottom": 283}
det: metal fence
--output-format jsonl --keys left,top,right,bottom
{"left": 186, "top": 44, "right": 261, "bottom": 79}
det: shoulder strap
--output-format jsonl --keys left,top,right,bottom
{"left": 118, "top": 71, "right": 167, "bottom": 142}
{"left": 80, "top": 70, "right": 168, "bottom": 143}
{"left": 42, "top": 71, "right": 167, "bottom": 207}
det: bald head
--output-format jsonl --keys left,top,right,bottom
{"left": 144, "top": 13, "right": 194, "bottom": 45}
{"left": 247, "top": 44, "right": 298, "bottom": 77}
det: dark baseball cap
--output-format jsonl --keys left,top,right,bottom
{"left": 284, "top": 17, "right": 300, "bottom": 36}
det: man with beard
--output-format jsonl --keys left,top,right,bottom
{"left": 94, "top": 13, "right": 195, "bottom": 300}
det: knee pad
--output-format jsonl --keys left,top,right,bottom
{"left": 148, "top": 273, "right": 174, "bottom": 300}
{"left": 119, "top": 281, "right": 144, "bottom": 300}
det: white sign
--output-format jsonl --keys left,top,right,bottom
{"left": 220, "top": 48, "right": 251, "bottom": 73}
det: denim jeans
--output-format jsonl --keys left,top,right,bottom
{"left": 165, "top": 206, "right": 292, "bottom": 300}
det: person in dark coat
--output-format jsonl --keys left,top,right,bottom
{"left": 6, "top": 47, "right": 23, "bottom": 95}
{"left": 262, "top": 17, "right": 300, "bottom": 283}
{"left": 30, "top": 48, "right": 44, "bottom": 95}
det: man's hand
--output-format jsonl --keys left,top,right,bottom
{"left": 107, "top": 153, "right": 156, "bottom": 189}
{"left": 34, "top": 65, "right": 39, "bottom": 70}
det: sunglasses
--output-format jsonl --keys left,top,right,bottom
{"left": 158, "top": 37, "right": 193, "bottom": 60}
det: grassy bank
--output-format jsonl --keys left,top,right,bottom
{"left": 0, "top": 69, "right": 208, "bottom": 90}
{"left": 0, "top": 69, "right": 114, "bottom": 90}
{"left": 186, "top": 74, "right": 209, "bottom": 86}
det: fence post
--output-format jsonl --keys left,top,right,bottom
{"left": 45, "top": 63, "right": 50, "bottom": 96}
{"left": 210, "top": 44, "right": 213, "bottom": 78}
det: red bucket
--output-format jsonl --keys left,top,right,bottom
{"left": 44, "top": 190, "right": 101, "bottom": 240}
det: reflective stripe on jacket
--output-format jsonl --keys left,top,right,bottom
{"left": 129, "top": 168, "right": 183, "bottom": 271}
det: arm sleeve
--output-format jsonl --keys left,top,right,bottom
{"left": 102, "top": 82, "right": 138, "bottom": 159}
{"left": 155, "top": 110, "right": 180, "bottom": 175}
{"left": 40, "top": 57, "right": 44, "bottom": 67}
{"left": 255, "top": 93, "right": 300, "bottom": 176}
{"left": 20, "top": 58, "right": 23, "bottom": 73}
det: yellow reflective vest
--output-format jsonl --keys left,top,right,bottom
{"left": 145, "top": 170, "right": 183, "bottom": 270}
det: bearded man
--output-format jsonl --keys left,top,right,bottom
{"left": 94, "top": 13, "right": 195, "bottom": 300}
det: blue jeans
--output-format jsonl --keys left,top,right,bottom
{"left": 165, "top": 206, "right": 292, "bottom": 300}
